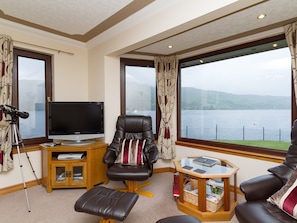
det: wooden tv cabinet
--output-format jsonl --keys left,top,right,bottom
{"left": 40, "top": 141, "right": 108, "bottom": 193}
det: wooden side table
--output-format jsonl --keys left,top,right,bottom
{"left": 174, "top": 157, "right": 239, "bottom": 221}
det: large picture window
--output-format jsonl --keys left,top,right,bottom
{"left": 178, "top": 35, "right": 293, "bottom": 153}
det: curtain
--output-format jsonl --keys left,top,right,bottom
{"left": 155, "top": 55, "right": 178, "bottom": 159}
{"left": 0, "top": 35, "right": 13, "bottom": 172}
{"left": 285, "top": 22, "right": 297, "bottom": 105}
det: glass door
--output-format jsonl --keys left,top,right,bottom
{"left": 52, "top": 163, "right": 68, "bottom": 187}
{"left": 69, "top": 162, "right": 87, "bottom": 186}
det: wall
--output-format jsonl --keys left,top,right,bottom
{"left": 0, "top": 19, "right": 89, "bottom": 101}
{"left": 86, "top": 0, "right": 282, "bottom": 188}
{"left": 0, "top": 19, "right": 88, "bottom": 188}
{"left": 0, "top": 0, "right": 282, "bottom": 190}
{"left": 172, "top": 146, "right": 278, "bottom": 185}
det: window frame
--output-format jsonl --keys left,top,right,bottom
{"left": 177, "top": 34, "right": 295, "bottom": 157}
{"left": 120, "top": 58, "right": 160, "bottom": 139}
{"left": 13, "top": 48, "right": 52, "bottom": 145}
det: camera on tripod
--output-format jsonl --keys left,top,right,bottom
{"left": 0, "top": 104, "right": 29, "bottom": 120}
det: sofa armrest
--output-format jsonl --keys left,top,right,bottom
{"left": 240, "top": 174, "right": 283, "bottom": 201}
{"left": 268, "top": 164, "right": 293, "bottom": 184}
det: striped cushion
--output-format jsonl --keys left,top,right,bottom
{"left": 115, "top": 139, "right": 146, "bottom": 165}
{"left": 279, "top": 180, "right": 297, "bottom": 218}
{"left": 268, "top": 170, "right": 297, "bottom": 219}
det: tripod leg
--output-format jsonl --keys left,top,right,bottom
{"left": 12, "top": 125, "right": 31, "bottom": 212}
{"left": 21, "top": 143, "right": 40, "bottom": 184}
{"left": 15, "top": 126, "right": 40, "bottom": 184}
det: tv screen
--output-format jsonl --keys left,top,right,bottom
{"left": 48, "top": 101, "right": 104, "bottom": 145}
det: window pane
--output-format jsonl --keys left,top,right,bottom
{"left": 180, "top": 46, "right": 291, "bottom": 150}
{"left": 125, "top": 66, "right": 156, "bottom": 133}
{"left": 18, "top": 57, "right": 46, "bottom": 139}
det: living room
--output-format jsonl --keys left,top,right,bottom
{"left": 0, "top": 0, "right": 297, "bottom": 222}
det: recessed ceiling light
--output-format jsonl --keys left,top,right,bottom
{"left": 199, "top": 60, "right": 204, "bottom": 63}
{"left": 272, "top": 43, "right": 278, "bottom": 48}
{"left": 168, "top": 45, "right": 173, "bottom": 49}
{"left": 257, "top": 14, "right": 266, "bottom": 20}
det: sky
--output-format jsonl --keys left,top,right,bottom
{"left": 181, "top": 47, "right": 291, "bottom": 97}
{"left": 126, "top": 66, "right": 156, "bottom": 86}
{"left": 125, "top": 47, "right": 291, "bottom": 97}
{"left": 18, "top": 57, "right": 45, "bottom": 80}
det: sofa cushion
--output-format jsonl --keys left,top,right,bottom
{"left": 236, "top": 200, "right": 296, "bottom": 223}
{"left": 115, "top": 138, "right": 146, "bottom": 165}
{"left": 268, "top": 169, "right": 297, "bottom": 219}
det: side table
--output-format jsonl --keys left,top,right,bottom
{"left": 174, "top": 157, "right": 239, "bottom": 221}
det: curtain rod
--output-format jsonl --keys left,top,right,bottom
{"left": 13, "top": 40, "right": 74, "bottom": 55}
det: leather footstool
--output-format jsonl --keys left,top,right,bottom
{"left": 156, "top": 215, "right": 201, "bottom": 223}
{"left": 74, "top": 186, "right": 139, "bottom": 223}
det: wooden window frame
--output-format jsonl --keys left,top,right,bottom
{"left": 120, "top": 58, "right": 160, "bottom": 139}
{"left": 13, "top": 48, "right": 52, "bottom": 146}
{"left": 177, "top": 34, "right": 295, "bottom": 158}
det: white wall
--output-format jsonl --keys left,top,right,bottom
{"left": 154, "top": 145, "right": 279, "bottom": 186}
{"left": 0, "top": 19, "right": 89, "bottom": 102}
{"left": 0, "top": 151, "right": 41, "bottom": 188}
{"left": 86, "top": 0, "right": 282, "bottom": 187}
{"left": 0, "top": 0, "right": 282, "bottom": 189}
{"left": 0, "top": 20, "right": 88, "bottom": 188}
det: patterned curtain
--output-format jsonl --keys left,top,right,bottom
{"left": 285, "top": 22, "right": 297, "bottom": 105}
{"left": 155, "top": 55, "right": 178, "bottom": 159}
{"left": 0, "top": 35, "right": 13, "bottom": 172}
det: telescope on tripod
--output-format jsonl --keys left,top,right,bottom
{"left": 0, "top": 104, "right": 29, "bottom": 120}
{"left": 0, "top": 104, "right": 39, "bottom": 212}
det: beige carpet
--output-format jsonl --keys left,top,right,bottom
{"left": 0, "top": 172, "right": 242, "bottom": 223}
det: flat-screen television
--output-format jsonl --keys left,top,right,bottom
{"left": 48, "top": 101, "right": 104, "bottom": 145}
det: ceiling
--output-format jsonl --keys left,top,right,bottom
{"left": 0, "top": 0, "right": 296, "bottom": 56}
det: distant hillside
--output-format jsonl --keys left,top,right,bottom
{"left": 122, "top": 80, "right": 291, "bottom": 111}
{"left": 126, "top": 82, "right": 156, "bottom": 111}
{"left": 181, "top": 87, "right": 290, "bottom": 110}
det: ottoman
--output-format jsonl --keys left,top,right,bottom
{"left": 74, "top": 186, "right": 139, "bottom": 223}
{"left": 156, "top": 215, "right": 201, "bottom": 223}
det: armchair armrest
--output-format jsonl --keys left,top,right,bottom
{"left": 103, "top": 150, "right": 117, "bottom": 165}
{"left": 240, "top": 174, "right": 283, "bottom": 201}
{"left": 144, "top": 144, "right": 159, "bottom": 164}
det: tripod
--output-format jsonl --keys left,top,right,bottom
{"left": 1, "top": 116, "right": 39, "bottom": 212}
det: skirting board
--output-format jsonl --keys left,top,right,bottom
{"left": 0, "top": 167, "right": 242, "bottom": 196}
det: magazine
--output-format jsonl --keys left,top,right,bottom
{"left": 193, "top": 157, "right": 219, "bottom": 167}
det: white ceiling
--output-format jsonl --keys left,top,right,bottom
{"left": 0, "top": 0, "right": 134, "bottom": 35}
{"left": 0, "top": 0, "right": 296, "bottom": 56}
{"left": 135, "top": 0, "right": 297, "bottom": 56}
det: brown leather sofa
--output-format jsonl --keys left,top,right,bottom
{"left": 235, "top": 120, "right": 297, "bottom": 223}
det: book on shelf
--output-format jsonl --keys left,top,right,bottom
{"left": 206, "top": 183, "right": 223, "bottom": 201}
{"left": 206, "top": 179, "right": 224, "bottom": 188}
{"left": 193, "top": 156, "right": 219, "bottom": 167}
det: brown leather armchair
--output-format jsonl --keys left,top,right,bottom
{"left": 235, "top": 120, "right": 297, "bottom": 223}
{"left": 103, "top": 115, "right": 159, "bottom": 197}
